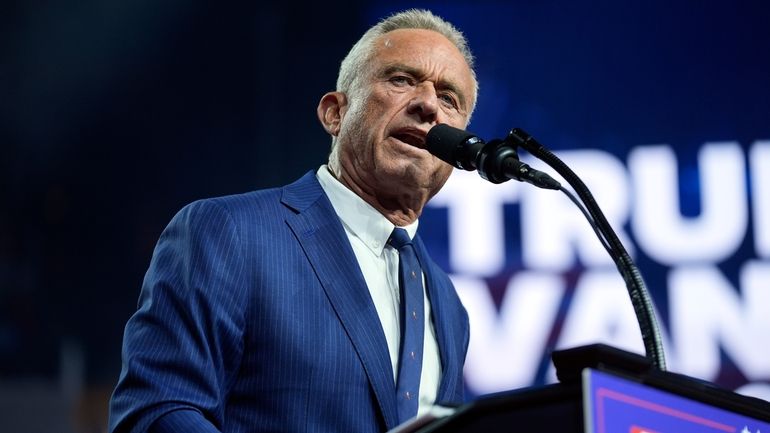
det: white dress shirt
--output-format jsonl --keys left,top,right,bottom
{"left": 316, "top": 165, "right": 441, "bottom": 417}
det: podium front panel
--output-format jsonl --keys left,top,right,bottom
{"left": 583, "top": 369, "right": 770, "bottom": 433}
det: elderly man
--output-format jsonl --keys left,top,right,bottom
{"left": 109, "top": 8, "right": 477, "bottom": 433}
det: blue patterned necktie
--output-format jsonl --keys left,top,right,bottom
{"left": 388, "top": 228, "right": 425, "bottom": 423}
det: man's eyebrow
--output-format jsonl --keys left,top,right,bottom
{"left": 380, "top": 63, "right": 468, "bottom": 109}
{"left": 380, "top": 63, "right": 419, "bottom": 77}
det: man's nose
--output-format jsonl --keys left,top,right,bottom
{"left": 406, "top": 83, "right": 439, "bottom": 124}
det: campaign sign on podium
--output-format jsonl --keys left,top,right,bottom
{"left": 584, "top": 369, "right": 770, "bottom": 433}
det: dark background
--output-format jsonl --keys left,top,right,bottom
{"left": 2, "top": 2, "right": 364, "bottom": 431}
{"left": 2, "top": 1, "right": 769, "bottom": 432}
{"left": 2, "top": 0, "right": 361, "bottom": 380}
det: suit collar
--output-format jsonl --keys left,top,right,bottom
{"left": 282, "top": 172, "right": 400, "bottom": 429}
{"left": 280, "top": 170, "right": 325, "bottom": 213}
{"left": 316, "top": 166, "right": 395, "bottom": 257}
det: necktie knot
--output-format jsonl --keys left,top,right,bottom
{"left": 388, "top": 228, "right": 412, "bottom": 250}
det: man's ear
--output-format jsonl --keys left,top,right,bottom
{"left": 316, "top": 92, "right": 348, "bottom": 136}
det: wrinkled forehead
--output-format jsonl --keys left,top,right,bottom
{"left": 370, "top": 29, "right": 477, "bottom": 105}
{"left": 372, "top": 28, "right": 467, "bottom": 68}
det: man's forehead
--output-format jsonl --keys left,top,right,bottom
{"left": 372, "top": 30, "right": 475, "bottom": 103}
{"left": 373, "top": 30, "right": 470, "bottom": 76}
{"left": 376, "top": 28, "right": 451, "bottom": 51}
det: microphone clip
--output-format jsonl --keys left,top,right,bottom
{"left": 475, "top": 138, "right": 518, "bottom": 184}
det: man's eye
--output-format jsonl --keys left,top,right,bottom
{"left": 439, "top": 93, "right": 458, "bottom": 108}
{"left": 390, "top": 76, "right": 413, "bottom": 86}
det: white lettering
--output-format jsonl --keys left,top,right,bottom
{"left": 668, "top": 263, "right": 770, "bottom": 380}
{"left": 521, "top": 150, "right": 632, "bottom": 271}
{"left": 750, "top": 141, "right": 770, "bottom": 259}
{"left": 554, "top": 269, "right": 647, "bottom": 355}
{"left": 436, "top": 139, "right": 767, "bottom": 396}
{"left": 544, "top": 269, "right": 670, "bottom": 384}
{"left": 453, "top": 272, "right": 564, "bottom": 394}
{"left": 431, "top": 170, "right": 521, "bottom": 276}
{"left": 735, "top": 382, "right": 770, "bottom": 402}
{"left": 630, "top": 143, "right": 748, "bottom": 264}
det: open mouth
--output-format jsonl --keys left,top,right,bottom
{"left": 392, "top": 129, "right": 427, "bottom": 149}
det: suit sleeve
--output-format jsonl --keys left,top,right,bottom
{"left": 109, "top": 199, "right": 247, "bottom": 433}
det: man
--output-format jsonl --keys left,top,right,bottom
{"left": 109, "top": 8, "right": 477, "bottom": 433}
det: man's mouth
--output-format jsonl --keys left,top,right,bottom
{"left": 391, "top": 128, "right": 427, "bottom": 149}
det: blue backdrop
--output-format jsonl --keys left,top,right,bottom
{"left": 1, "top": 1, "right": 769, "bottom": 431}
{"left": 367, "top": 0, "right": 770, "bottom": 399}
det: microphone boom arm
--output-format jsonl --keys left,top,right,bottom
{"left": 425, "top": 123, "right": 667, "bottom": 371}
{"left": 508, "top": 128, "right": 667, "bottom": 371}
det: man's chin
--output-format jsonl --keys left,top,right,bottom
{"left": 394, "top": 164, "right": 449, "bottom": 191}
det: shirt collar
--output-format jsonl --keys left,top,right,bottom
{"left": 316, "top": 165, "right": 419, "bottom": 256}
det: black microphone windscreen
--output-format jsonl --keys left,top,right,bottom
{"left": 426, "top": 124, "right": 479, "bottom": 167}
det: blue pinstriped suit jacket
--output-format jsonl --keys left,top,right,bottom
{"left": 109, "top": 171, "right": 470, "bottom": 433}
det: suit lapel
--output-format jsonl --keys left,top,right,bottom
{"left": 413, "top": 235, "right": 461, "bottom": 403}
{"left": 281, "top": 172, "right": 400, "bottom": 429}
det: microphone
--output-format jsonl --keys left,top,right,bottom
{"left": 428, "top": 124, "right": 667, "bottom": 370}
{"left": 426, "top": 124, "right": 561, "bottom": 190}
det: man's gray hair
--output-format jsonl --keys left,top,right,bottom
{"left": 336, "top": 9, "right": 478, "bottom": 113}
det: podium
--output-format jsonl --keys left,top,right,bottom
{"left": 412, "top": 345, "right": 770, "bottom": 432}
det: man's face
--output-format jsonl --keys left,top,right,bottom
{"left": 332, "top": 28, "right": 476, "bottom": 206}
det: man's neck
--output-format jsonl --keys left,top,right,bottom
{"left": 326, "top": 163, "right": 425, "bottom": 226}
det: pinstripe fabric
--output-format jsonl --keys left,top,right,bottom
{"left": 108, "top": 171, "right": 469, "bottom": 433}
